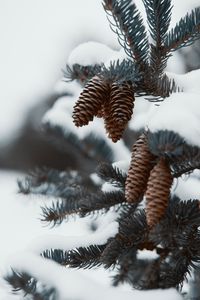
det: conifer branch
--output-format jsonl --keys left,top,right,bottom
{"left": 18, "top": 167, "right": 98, "bottom": 197}
{"left": 63, "top": 63, "right": 102, "bottom": 85}
{"left": 43, "top": 123, "right": 114, "bottom": 165}
{"left": 103, "top": 0, "right": 149, "bottom": 66}
{"left": 42, "top": 249, "right": 69, "bottom": 265}
{"left": 99, "top": 59, "right": 140, "bottom": 84}
{"left": 101, "top": 210, "right": 148, "bottom": 268}
{"left": 147, "top": 130, "right": 185, "bottom": 159}
{"left": 42, "top": 245, "right": 106, "bottom": 269}
{"left": 67, "top": 245, "right": 106, "bottom": 269}
{"left": 42, "top": 245, "right": 106, "bottom": 270}
{"left": 135, "top": 73, "right": 178, "bottom": 100}
{"left": 41, "top": 190, "right": 126, "bottom": 226}
{"left": 171, "top": 148, "right": 200, "bottom": 178}
{"left": 143, "top": 0, "right": 172, "bottom": 44}
{"left": 147, "top": 130, "right": 200, "bottom": 177}
{"left": 164, "top": 7, "right": 200, "bottom": 53}
{"left": 5, "top": 270, "right": 57, "bottom": 300}
{"left": 96, "top": 162, "right": 126, "bottom": 189}
{"left": 143, "top": 0, "right": 172, "bottom": 75}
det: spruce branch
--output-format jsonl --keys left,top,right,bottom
{"left": 96, "top": 162, "right": 126, "bottom": 189}
{"left": 63, "top": 63, "right": 102, "bottom": 85}
{"left": 164, "top": 7, "right": 200, "bottom": 53}
{"left": 149, "top": 44, "right": 170, "bottom": 77}
{"left": 149, "top": 198, "right": 200, "bottom": 248}
{"left": 42, "top": 249, "right": 69, "bottom": 265}
{"left": 43, "top": 123, "right": 114, "bottom": 165}
{"left": 135, "top": 71, "right": 178, "bottom": 100}
{"left": 42, "top": 245, "right": 106, "bottom": 269}
{"left": 147, "top": 129, "right": 200, "bottom": 177}
{"left": 142, "top": 0, "right": 172, "bottom": 75}
{"left": 99, "top": 59, "right": 140, "bottom": 84}
{"left": 113, "top": 254, "right": 160, "bottom": 289}
{"left": 147, "top": 130, "right": 185, "bottom": 159}
{"left": 5, "top": 270, "right": 58, "bottom": 300}
{"left": 100, "top": 204, "right": 139, "bottom": 268}
{"left": 82, "top": 133, "right": 114, "bottom": 163}
{"left": 103, "top": 0, "right": 149, "bottom": 66}
{"left": 66, "top": 245, "right": 106, "bottom": 269}
{"left": 171, "top": 147, "right": 200, "bottom": 178}
{"left": 43, "top": 122, "right": 80, "bottom": 152}
{"left": 41, "top": 190, "right": 126, "bottom": 226}
{"left": 111, "top": 248, "right": 137, "bottom": 286}
{"left": 143, "top": 0, "right": 172, "bottom": 44}
{"left": 5, "top": 271, "right": 37, "bottom": 295}
{"left": 18, "top": 167, "right": 98, "bottom": 198}
{"left": 148, "top": 73, "right": 178, "bottom": 100}
{"left": 41, "top": 194, "right": 82, "bottom": 226}
{"left": 100, "top": 209, "right": 148, "bottom": 268}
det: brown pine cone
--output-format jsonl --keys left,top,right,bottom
{"left": 125, "top": 133, "right": 156, "bottom": 203}
{"left": 145, "top": 158, "right": 173, "bottom": 228}
{"left": 103, "top": 101, "right": 125, "bottom": 143}
{"left": 110, "top": 81, "right": 135, "bottom": 126}
{"left": 72, "top": 76, "right": 109, "bottom": 127}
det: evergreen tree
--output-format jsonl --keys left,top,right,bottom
{"left": 5, "top": 1, "right": 200, "bottom": 299}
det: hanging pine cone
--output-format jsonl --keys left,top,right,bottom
{"left": 103, "top": 101, "right": 125, "bottom": 143}
{"left": 72, "top": 76, "right": 109, "bottom": 127}
{"left": 109, "top": 81, "right": 135, "bottom": 126}
{"left": 125, "top": 133, "right": 156, "bottom": 203}
{"left": 145, "top": 158, "right": 173, "bottom": 228}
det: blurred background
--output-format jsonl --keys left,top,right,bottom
{"left": 0, "top": 0, "right": 120, "bottom": 171}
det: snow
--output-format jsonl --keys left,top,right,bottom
{"left": 6, "top": 251, "right": 182, "bottom": 300}
{"left": 172, "top": 176, "right": 200, "bottom": 200}
{"left": 68, "top": 42, "right": 118, "bottom": 66}
{"left": 68, "top": 42, "right": 129, "bottom": 69}
{"left": 129, "top": 70, "right": 200, "bottom": 145}
{"left": 172, "top": 69, "right": 200, "bottom": 95}
{"left": 147, "top": 92, "right": 200, "bottom": 148}
{"left": 28, "top": 222, "right": 118, "bottom": 254}
{"left": 101, "top": 182, "right": 121, "bottom": 193}
{"left": 112, "top": 160, "right": 131, "bottom": 173}
{"left": 137, "top": 250, "right": 159, "bottom": 260}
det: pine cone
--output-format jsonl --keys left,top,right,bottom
{"left": 101, "top": 81, "right": 134, "bottom": 143}
{"left": 125, "top": 134, "right": 156, "bottom": 203}
{"left": 103, "top": 102, "right": 125, "bottom": 143}
{"left": 145, "top": 158, "right": 173, "bottom": 228}
{"left": 110, "top": 81, "right": 134, "bottom": 126}
{"left": 72, "top": 76, "right": 109, "bottom": 127}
